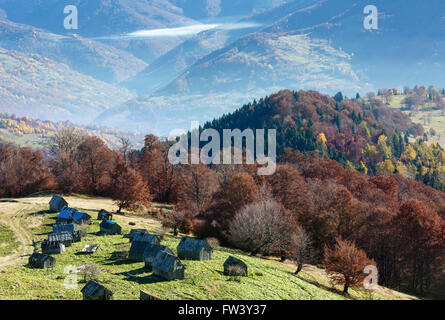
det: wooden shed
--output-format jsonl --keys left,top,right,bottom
{"left": 49, "top": 195, "right": 68, "bottom": 213}
{"left": 72, "top": 211, "right": 91, "bottom": 225}
{"left": 129, "top": 241, "right": 151, "bottom": 261}
{"left": 124, "top": 229, "right": 147, "bottom": 241}
{"left": 152, "top": 251, "right": 185, "bottom": 281}
{"left": 223, "top": 256, "right": 248, "bottom": 276}
{"left": 177, "top": 237, "right": 213, "bottom": 261}
{"left": 48, "top": 232, "right": 73, "bottom": 247}
{"left": 131, "top": 233, "right": 161, "bottom": 244}
{"left": 143, "top": 243, "right": 173, "bottom": 271}
{"left": 56, "top": 207, "right": 77, "bottom": 224}
{"left": 100, "top": 220, "right": 122, "bottom": 235}
{"left": 81, "top": 281, "right": 113, "bottom": 300}
{"left": 41, "top": 240, "right": 65, "bottom": 254}
{"left": 53, "top": 223, "right": 74, "bottom": 234}
{"left": 28, "top": 253, "right": 56, "bottom": 269}
{"left": 97, "top": 209, "right": 112, "bottom": 221}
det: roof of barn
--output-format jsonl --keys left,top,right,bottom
{"left": 48, "top": 232, "right": 73, "bottom": 242}
{"left": 177, "top": 237, "right": 212, "bottom": 253}
{"left": 53, "top": 224, "right": 74, "bottom": 234}
{"left": 152, "top": 251, "right": 182, "bottom": 273}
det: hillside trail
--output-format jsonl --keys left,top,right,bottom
{"left": 0, "top": 201, "right": 37, "bottom": 269}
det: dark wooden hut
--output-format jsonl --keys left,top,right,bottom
{"left": 41, "top": 240, "right": 65, "bottom": 254}
{"left": 48, "top": 232, "right": 73, "bottom": 247}
{"left": 53, "top": 223, "right": 74, "bottom": 234}
{"left": 49, "top": 195, "right": 68, "bottom": 213}
{"left": 81, "top": 281, "right": 113, "bottom": 300}
{"left": 143, "top": 243, "right": 173, "bottom": 271}
{"left": 28, "top": 253, "right": 56, "bottom": 269}
{"left": 152, "top": 251, "right": 185, "bottom": 281}
{"left": 99, "top": 220, "right": 122, "bottom": 235}
{"left": 56, "top": 207, "right": 77, "bottom": 224}
{"left": 177, "top": 237, "right": 213, "bottom": 261}
{"left": 97, "top": 209, "right": 112, "bottom": 221}
{"left": 131, "top": 233, "right": 161, "bottom": 244}
{"left": 124, "top": 229, "right": 147, "bottom": 241}
{"left": 129, "top": 241, "right": 151, "bottom": 261}
{"left": 72, "top": 211, "right": 91, "bottom": 225}
{"left": 223, "top": 256, "right": 248, "bottom": 276}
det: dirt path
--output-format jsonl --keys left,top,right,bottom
{"left": 0, "top": 202, "right": 36, "bottom": 269}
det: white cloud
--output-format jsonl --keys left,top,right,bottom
{"left": 96, "top": 22, "right": 260, "bottom": 40}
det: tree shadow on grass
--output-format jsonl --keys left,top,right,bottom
{"left": 119, "top": 271, "right": 168, "bottom": 285}
{"left": 294, "top": 274, "right": 355, "bottom": 300}
{"left": 103, "top": 258, "right": 137, "bottom": 266}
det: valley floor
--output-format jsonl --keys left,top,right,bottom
{"left": 0, "top": 195, "right": 417, "bottom": 300}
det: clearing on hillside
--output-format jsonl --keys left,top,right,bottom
{"left": 0, "top": 195, "right": 417, "bottom": 300}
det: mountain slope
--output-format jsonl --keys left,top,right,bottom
{"left": 0, "top": 19, "right": 148, "bottom": 83}
{"left": 124, "top": 0, "right": 319, "bottom": 94}
{"left": 0, "top": 48, "right": 135, "bottom": 124}
{"left": 0, "top": 0, "right": 199, "bottom": 63}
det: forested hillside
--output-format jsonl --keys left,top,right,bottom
{"left": 203, "top": 90, "right": 445, "bottom": 192}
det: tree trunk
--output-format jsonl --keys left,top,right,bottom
{"left": 294, "top": 263, "right": 303, "bottom": 275}
{"left": 173, "top": 227, "right": 178, "bottom": 237}
{"left": 343, "top": 284, "right": 349, "bottom": 295}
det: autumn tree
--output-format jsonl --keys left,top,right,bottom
{"left": 323, "top": 238, "right": 375, "bottom": 295}
{"left": 75, "top": 136, "right": 116, "bottom": 194}
{"left": 159, "top": 209, "right": 194, "bottom": 237}
{"left": 0, "top": 143, "right": 54, "bottom": 197}
{"left": 139, "top": 136, "right": 177, "bottom": 202}
{"left": 110, "top": 160, "right": 152, "bottom": 214}
{"left": 390, "top": 200, "right": 445, "bottom": 294}
{"left": 175, "top": 163, "right": 217, "bottom": 213}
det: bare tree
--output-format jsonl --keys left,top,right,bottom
{"left": 228, "top": 199, "right": 290, "bottom": 256}
{"left": 49, "top": 127, "right": 83, "bottom": 155}
{"left": 117, "top": 136, "right": 132, "bottom": 163}
{"left": 291, "top": 227, "right": 314, "bottom": 275}
{"left": 78, "top": 264, "right": 103, "bottom": 283}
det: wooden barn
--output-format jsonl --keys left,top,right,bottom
{"left": 28, "top": 253, "right": 56, "bottom": 269}
{"left": 223, "top": 256, "right": 248, "bottom": 276}
{"left": 152, "top": 251, "right": 185, "bottom": 281}
{"left": 131, "top": 233, "right": 161, "bottom": 244}
{"left": 48, "top": 232, "right": 73, "bottom": 247}
{"left": 49, "top": 195, "right": 68, "bottom": 213}
{"left": 41, "top": 240, "right": 65, "bottom": 254}
{"left": 56, "top": 207, "right": 77, "bottom": 224}
{"left": 97, "top": 209, "right": 112, "bottom": 221}
{"left": 53, "top": 223, "right": 74, "bottom": 234}
{"left": 124, "top": 229, "right": 147, "bottom": 241}
{"left": 143, "top": 243, "right": 173, "bottom": 271}
{"left": 177, "top": 237, "right": 213, "bottom": 261}
{"left": 72, "top": 211, "right": 91, "bottom": 225}
{"left": 129, "top": 241, "right": 152, "bottom": 261}
{"left": 100, "top": 220, "right": 122, "bottom": 235}
{"left": 81, "top": 281, "right": 113, "bottom": 300}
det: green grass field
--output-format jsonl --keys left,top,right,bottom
{"left": 0, "top": 224, "right": 20, "bottom": 257}
{"left": 0, "top": 197, "right": 417, "bottom": 300}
